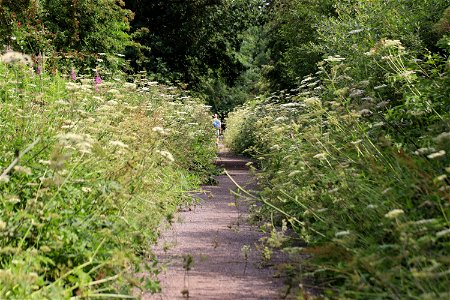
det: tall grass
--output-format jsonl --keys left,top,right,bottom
{"left": 0, "top": 61, "right": 216, "bottom": 298}
{"left": 224, "top": 41, "right": 449, "bottom": 299}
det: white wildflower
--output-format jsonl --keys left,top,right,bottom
{"left": 335, "top": 230, "right": 350, "bottom": 237}
{"left": 0, "top": 175, "right": 10, "bottom": 183}
{"left": 385, "top": 209, "right": 404, "bottom": 219}
{"left": 156, "top": 150, "right": 175, "bottom": 162}
{"left": 358, "top": 109, "right": 372, "bottom": 116}
{"left": 365, "top": 49, "right": 376, "bottom": 56}
{"left": 376, "top": 101, "right": 390, "bottom": 108}
{"left": 13, "top": 166, "right": 32, "bottom": 176}
{"left": 427, "top": 150, "right": 446, "bottom": 159}
{"left": 57, "top": 133, "right": 85, "bottom": 143}
{"left": 348, "top": 29, "right": 364, "bottom": 34}
{"left": 124, "top": 82, "right": 137, "bottom": 89}
{"left": 414, "top": 148, "right": 436, "bottom": 155}
{"left": 57, "top": 133, "right": 94, "bottom": 154}
{"left": 0, "top": 51, "right": 32, "bottom": 65}
{"left": 109, "top": 140, "right": 128, "bottom": 148}
{"left": 374, "top": 84, "right": 388, "bottom": 90}
{"left": 307, "top": 80, "right": 320, "bottom": 87}
{"left": 106, "top": 100, "right": 118, "bottom": 106}
{"left": 288, "top": 170, "right": 301, "bottom": 177}
{"left": 413, "top": 219, "right": 437, "bottom": 225}
{"left": 351, "top": 140, "right": 362, "bottom": 145}
{"left": 77, "top": 142, "right": 93, "bottom": 154}
{"left": 436, "top": 228, "right": 450, "bottom": 238}
{"left": 274, "top": 117, "right": 287, "bottom": 122}
{"left": 152, "top": 126, "right": 166, "bottom": 135}
{"left": 301, "top": 76, "right": 314, "bottom": 84}
{"left": 400, "top": 70, "right": 416, "bottom": 78}
{"left": 434, "top": 175, "right": 447, "bottom": 182}
{"left": 350, "top": 89, "right": 364, "bottom": 98}
{"left": 81, "top": 187, "right": 92, "bottom": 193}
{"left": 382, "top": 187, "right": 392, "bottom": 194}
{"left": 359, "top": 80, "right": 370, "bottom": 87}
{"left": 304, "top": 97, "right": 321, "bottom": 107}
{"left": 381, "top": 56, "right": 394, "bottom": 61}
{"left": 372, "top": 121, "right": 385, "bottom": 127}
{"left": 61, "top": 124, "right": 75, "bottom": 129}
{"left": 55, "top": 99, "right": 69, "bottom": 105}
{"left": 324, "top": 55, "right": 346, "bottom": 62}
{"left": 433, "top": 132, "right": 450, "bottom": 144}
{"left": 270, "top": 144, "right": 281, "bottom": 151}
{"left": 382, "top": 39, "right": 402, "bottom": 48}
{"left": 107, "top": 89, "right": 120, "bottom": 94}
{"left": 328, "top": 187, "right": 339, "bottom": 193}
{"left": 280, "top": 103, "right": 301, "bottom": 108}
{"left": 0, "top": 219, "right": 6, "bottom": 231}
{"left": 313, "top": 153, "right": 327, "bottom": 160}
{"left": 367, "top": 204, "right": 378, "bottom": 209}
{"left": 362, "top": 97, "right": 373, "bottom": 102}
{"left": 66, "top": 82, "right": 81, "bottom": 91}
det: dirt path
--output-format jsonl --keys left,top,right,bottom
{"left": 144, "top": 147, "right": 289, "bottom": 299}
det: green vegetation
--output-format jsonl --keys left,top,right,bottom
{"left": 1, "top": 0, "right": 450, "bottom": 298}
{"left": 0, "top": 61, "right": 216, "bottom": 298}
{"left": 225, "top": 0, "right": 450, "bottom": 298}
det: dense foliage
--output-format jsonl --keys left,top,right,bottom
{"left": 0, "top": 0, "right": 133, "bottom": 72}
{"left": 0, "top": 0, "right": 265, "bottom": 113}
{"left": 225, "top": 0, "right": 450, "bottom": 298}
{"left": 0, "top": 60, "right": 216, "bottom": 298}
{"left": 2, "top": 0, "right": 450, "bottom": 298}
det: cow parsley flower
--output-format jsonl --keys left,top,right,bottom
{"left": 109, "top": 140, "right": 128, "bottom": 148}
{"left": 335, "top": 230, "right": 350, "bottom": 237}
{"left": 427, "top": 150, "right": 446, "bottom": 159}
{"left": 385, "top": 209, "right": 404, "bottom": 219}
{"left": 313, "top": 153, "right": 327, "bottom": 160}
{"left": 156, "top": 150, "right": 174, "bottom": 162}
{"left": 433, "top": 132, "right": 450, "bottom": 144}
{"left": 13, "top": 165, "right": 32, "bottom": 175}
{"left": 436, "top": 228, "right": 450, "bottom": 238}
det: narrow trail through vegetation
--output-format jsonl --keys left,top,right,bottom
{"left": 145, "top": 146, "right": 289, "bottom": 299}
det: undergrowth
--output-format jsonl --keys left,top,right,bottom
{"left": 225, "top": 40, "right": 450, "bottom": 299}
{"left": 0, "top": 62, "right": 216, "bottom": 298}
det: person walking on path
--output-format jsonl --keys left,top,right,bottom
{"left": 212, "top": 113, "right": 222, "bottom": 145}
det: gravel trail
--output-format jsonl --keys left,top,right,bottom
{"left": 144, "top": 148, "right": 289, "bottom": 300}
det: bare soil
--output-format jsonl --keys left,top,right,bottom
{"left": 144, "top": 147, "right": 292, "bottom": 300}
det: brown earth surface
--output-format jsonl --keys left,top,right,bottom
{"left": 144, "top": 147, "right": 294, "bottom": 300}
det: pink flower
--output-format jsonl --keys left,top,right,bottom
{"left": 70, "top": 68, "right": 76, "bottom": 81}
{"left": 94, "top": 72, "right": 102, "bottom": 91}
